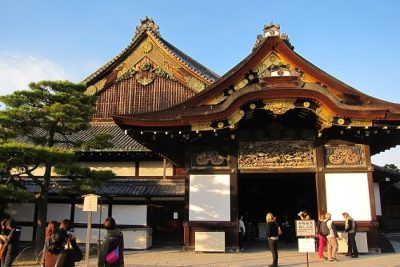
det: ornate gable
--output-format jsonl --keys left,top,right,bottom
{"left": 84, "top": 17, "right": 218, "bottom": 96}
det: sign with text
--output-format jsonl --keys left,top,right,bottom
{"left": 83, "top": 194, "right": 98, "bottom": 212}
{"left": 295, "top": 220, "right": 315, "bottom": 237}
{"left": 298, "top": 238, "right": 316, "bottom": 252}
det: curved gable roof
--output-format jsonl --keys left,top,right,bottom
{"left": 114, "top": 26, "right": 400, "bottom": 129}
{"left": 83, "top": 17, "right": 219, "bottom": 95}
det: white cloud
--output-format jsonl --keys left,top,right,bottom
{"left": 372, "top": 146, "right": 400, "bottom": 167}
{"left": 0, "top": 51, "right": 69, "bottom": 96}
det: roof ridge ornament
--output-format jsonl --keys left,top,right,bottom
{"left": 134, "top": 16, "right": 161, "bottom": 39}
{"left": 253, "top": 23, "right": 294, "bottom": 50}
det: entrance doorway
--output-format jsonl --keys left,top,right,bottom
{"left": 238, "top": 173, "right": 317, "bottom": 246}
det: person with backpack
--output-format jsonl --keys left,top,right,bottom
{"left": 316, "top": 214, "right": 327, "bottom": 260}
{"left": 324, "top": 213, "right": 339, "bottom": 262}
{"left": 343, "top": 212, "right": 359, "bottom": 258}
{"left": 98, "top": 217, "right": 124, "bottom": 267}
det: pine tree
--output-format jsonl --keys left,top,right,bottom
{"left": 0, "top": 80, "right": 115, "bottom": 253}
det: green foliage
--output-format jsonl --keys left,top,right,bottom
{"left": 384, "top": 164, "right": 400, "bottom": 172}
{"left": 0, "top": 183, "right": 35, "bottom": 202}
{"left": 80, "top": 133, "right": 113, "bottom": 150}
{"left": 0, "top": 80, "right": 116, "bottom": 252}
{"left": 0, "top": 80, "right": 95, "bottom": 145}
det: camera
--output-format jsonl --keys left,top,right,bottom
{"left": 66, "top": 228, "right": 75, "bottom": 239}
{"left": 298, "top": 211, "right": 303, "bottom": 216}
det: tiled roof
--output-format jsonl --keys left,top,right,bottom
{"left": 160, "top": 38, "right": 219, "bottom": 82}
{"left": 15, "top": 124, "right": 148, "bottom": 152}
{"left": 23, "top": 178, "right": 185, "bottom": 197}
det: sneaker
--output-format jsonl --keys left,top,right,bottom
{"left": 351, "top": 255, "right": 358, "bottom": 258}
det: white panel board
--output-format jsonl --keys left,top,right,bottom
{"left": 189, "top": 174, "right": 231, "bottom": 221}
{"left": 325, "top": 173, "right": 371, "bottom": 221}
{"left": 47, "top": 203, "right": 72, "bottom": 222}
{"left": 74, "top": 227, "right": 103, "bottom": 244}
{"left": 20, "top": 226, "right": 33, "bottom": 242}
{"left": 337, "top": 232, "right": 368, "bottom": 253}
{"left": 5, "top": 203, "right": 35, "bottom": 222}
{"left": 74, "top": 204, "right": 109, "bottom": 224}
{"left": 112, "top": 205, "right": 147, "bottom": 225}
{"left": 195, "top": 232, "right": 225, "bottom": 252}
{"left": 374, "top": 183, "right": 382, "bottom": 216}
{"left": 122, "top": 229, "right": 152, "bottom": 249}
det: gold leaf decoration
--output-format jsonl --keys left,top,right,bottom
{"left": 263, "top": 99, "right": 295, "bottom": 114}
{"left": 185, "top": 76, "right": 206, "bottom": 93}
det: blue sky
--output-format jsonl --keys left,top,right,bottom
{"left": 1, "top": 0, "right": 400, "bottom": 166}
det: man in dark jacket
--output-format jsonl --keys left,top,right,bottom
{"left": 343, "top": 212, "right": 359, "bottom": 258}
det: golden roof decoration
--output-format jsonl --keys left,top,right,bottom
{"left": 134, "top": 17, "right": 160, "bottom": 39}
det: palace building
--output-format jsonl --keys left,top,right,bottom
{"left": 8, "top": 18, "right": 400, "bottom": 251}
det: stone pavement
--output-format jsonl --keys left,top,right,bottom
{"left": 75, "top": 248, "right": 400, "bottom": 267}
{"left": 16, "top": 240, "right": 400, "bottom": 267}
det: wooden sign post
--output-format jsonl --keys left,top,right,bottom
{"left": 295, "top": 220, "right": 316, "bottom": 267}
{"left": 83, "top": 194, "right": 99, "bottom": 267}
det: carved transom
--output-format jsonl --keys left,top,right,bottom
{"left": 238, "top": 141, "right": 316, "bottom": 169}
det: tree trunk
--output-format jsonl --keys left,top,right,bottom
{"left": 35, "top": 188, "right": 48, "bottom": 254}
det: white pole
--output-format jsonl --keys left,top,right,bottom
{"left": 85, "top": 211, "right": 92, "bottom": 266}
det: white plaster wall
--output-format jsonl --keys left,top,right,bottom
{"left": 112, "top": 205, "right": 147, "bottom": 225}
{"left": 189, "top": 174, "right": 231, "bottom": 221}
{"left": 5, "top": 203, "right": 35, "bottom": 222}
{"left": 47, "top": 203, "right": 72, "bottom": 222}
{"left": 74, "top": 204, "right": 109, "bottom": 224}
{"left": 374, "top": 183, "right": 382, "bottom": 216}
{"left": 139, "top": 161, "right": 173, "bottom": 176}
{"left": 325, "top": 173, "right": 372, "bottom": 221}
{"left": 79, "top": 162, "right": 134, "bottom": 176}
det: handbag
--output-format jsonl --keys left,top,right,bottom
{"left": 105, "top": 245, "right": 119, "bottom": 264}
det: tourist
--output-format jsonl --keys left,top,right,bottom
{"left": 266, "top": 212, "right": 279, "bottom": 267}
{"left": 343, "top": 212, "right": 359, "bottom": 258}
{"left": 238, "top": 215, "right": 246, "bottom": 251}
{"left": 297, "top": 210, "right": 310, "bottom": 220}
{"left": 43, "top": 227, "right": 83, "bottom": 267}
{"left": 98, "top": 217, "right": 124, "bottom": 267}
{"left": 40, "top": 220, "right": 59, "bottom": 265}
{"left": 316, "top": 214, "right": 326, "bottom": 260}
{"left": 1, "top": 218, "right": 22, "bottom": 267}
{"left": 325, "top": 213, "right": 339, "bottom": 261}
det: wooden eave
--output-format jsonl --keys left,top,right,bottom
{"left": 114, "top": 35, "right": 400, "bottom": 128}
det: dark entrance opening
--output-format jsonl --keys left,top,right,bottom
{"left": 238, "top": 172, "right": 317, "bottom": 247}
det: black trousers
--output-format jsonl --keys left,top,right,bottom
{"left": 347, "top": 233, "right": 359, "bottom": 256}
{"left": 238, "top": 232, "right": 244, "bottom": 249}
{"left": 268, "top": 238, "right": 278, "bottom": 266}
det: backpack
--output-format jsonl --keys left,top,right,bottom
{"left": 319, "top": 220, "right": 330, "bottom": 237}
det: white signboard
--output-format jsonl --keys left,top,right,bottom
{"left": 295, "top": 220, "right": 315, "bottom": 237}
{"left": 83, "top": 194, "right": 98, "bottom": 212}
{"left": 298, "top": 238, "right": 316, "bottom": 252}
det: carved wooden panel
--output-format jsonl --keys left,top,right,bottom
{"left": 238, "top": 141, "right": 315, "bottom": 169}
{"left": 325, "top": 145, "right": 366, "bottom": 167}
{"left": 191, "top": 150, "right": 229, "bottom": 169}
